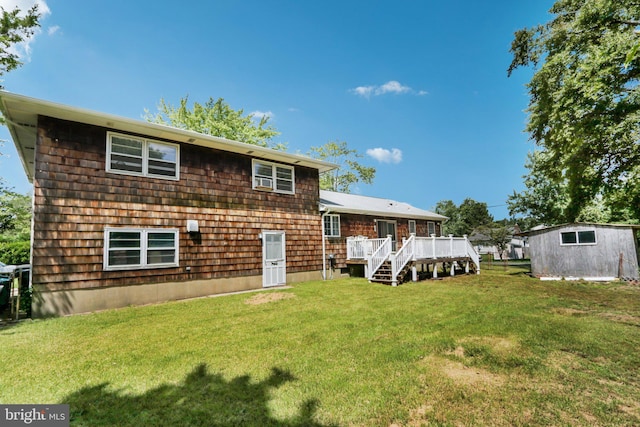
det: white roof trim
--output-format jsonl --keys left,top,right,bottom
{"left": 0, "top": 91, "right": 337, "bottom": 182}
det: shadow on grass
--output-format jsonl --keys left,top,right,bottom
{"left": 62, "top": 363, "right": 334, "bottom": 427}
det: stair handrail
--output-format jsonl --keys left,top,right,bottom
{"left": 391, "top": 234, "right": 415, "bottom": 286}
{"left": 463, "top": 235, "right": 481, "bottom": 273}
{"left": 367, "top": 235, "right": 392, "bottom": 280}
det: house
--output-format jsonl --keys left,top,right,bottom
{"left": 469, "top": 226, "right": 528, "bottom": 260}
{"left": 319, "top": 190, "right": 480, "bottom": 284}
{"left": 0, "top": 92, "right": 336, "bottom": 317}
{"left": 521, "top": 223, "right": 640, "bottom": 280}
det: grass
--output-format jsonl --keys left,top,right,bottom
{"left": 1, "top": 265, "right": 639, "bottom": 426}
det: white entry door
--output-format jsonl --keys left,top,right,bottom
{"left": 262, "top": 231, "right": 286, "bottom": 287}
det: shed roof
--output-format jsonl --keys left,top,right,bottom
{"left": 319, "top": 190, "right": 447, "bottom": 221}
{"left": 0, "top": 91, "right": 337, "bottom": 182}
{"left": 518, "top": 222, "right": 640, "bottom": 236}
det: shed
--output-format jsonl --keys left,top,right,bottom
{"left": 522, "top": 223, "right": 640, "bottom": 280}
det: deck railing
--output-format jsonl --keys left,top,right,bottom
{"left": 391, "top": 234, "right": 415, "bottom": 286}
{"left": 348, "top": 234, "right": 480, "bottom": 284}
{"left": 367, "top": 236, "right": 392, "bottom": 281}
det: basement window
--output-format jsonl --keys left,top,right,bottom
{"left": 104, "top": 227, "right": 179, "bottom": 270}
{"left": 560, "top": 230, "right": 597, "bottom": 246}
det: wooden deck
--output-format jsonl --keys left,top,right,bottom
{"left": 346, "top": 235, "right": 480, "bottom": 285}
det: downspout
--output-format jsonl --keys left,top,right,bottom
{"left": 320, "top": 205, "right": 330, "bottom": 280}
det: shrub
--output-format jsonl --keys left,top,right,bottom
{"left": 0, "top": 240, "right": 30, "bottom": 265}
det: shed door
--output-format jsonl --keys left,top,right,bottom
{"left": 262, "top": 231, "right": 286, "bottom": 287}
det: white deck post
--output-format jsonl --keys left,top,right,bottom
{"left": 449, "top": 234, "right": 454, "bottom": 257}
{"left": 431, "top": 234, "right": 436, "bottom": 259}
{"left": 431, "top": 234, "right": 438, "bottom": 278}
{"left": 390, "top": 253, "right": 398, "bottom": 287}
{"left": 463, "top": 235, "right": 470, "bottom": 274}
{"left": 412, "top": 264, "right": 417, "bottom": 282}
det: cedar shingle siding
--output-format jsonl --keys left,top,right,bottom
{"left": 32, "top": 116, "right": 323, "bottom": 293}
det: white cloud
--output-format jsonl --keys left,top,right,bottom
{"left": 250, "top": 110, "right": 274, "bottom": 120}
{"left": 1, "top": 0, "right": 52, "bottom": 62}
{"left": 377, "top": 80, "right": 411, "bottom": 95}
{"left": 350, "top": 80, "right": 427, "bottom": 98}
{"left": 366, "top": 147, "right": 403, "bottom": 164}
{"left": 47, "top": 25, "right": 59, "bottom": 35}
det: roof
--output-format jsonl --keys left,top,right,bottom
{"left": 518, "top": 222, "right": 640, "bottom": 236}
{"left": 0, "top": 91, "right": 337, "bottom": 182}
{"left": 319, "top": 190, "right": 447, "bottom": 221}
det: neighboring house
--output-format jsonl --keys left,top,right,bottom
{"left": 0, "top": 92, "right": 336, "bottom": 317}
{"left": 521, "top": 223, "right": 640, "bottom": 280}
{"left": 319, "top": 191, "right": 480, "bottom": 285}
{"left": 470, "top": 226, "right": 527, "bottom": 260}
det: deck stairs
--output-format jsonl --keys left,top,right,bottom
{"left": 350, "top": 234, "right": 480, "bottom": 286}
{"left": 370, "top": 260, "right": 412, "bottom": 285}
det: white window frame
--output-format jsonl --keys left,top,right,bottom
{"left": 104, "top": 227, "right": 179, "bottom": 270}
{"left": 324, "top": 214, "right": 341, "bottom": 238}
{"left": 408, "top": 220, "right": 416, "bottom": 235}
{"left": 252, "top": 159, "right": 295, "bottom": 194}
{"left": 560, "top": 230, "right": 597, "bottom": 246}
{"left": 427, "top": 221, "right": 436, "bottom": 236}
{"left": 106, "top": 131, "right": 180, "bottom": 180}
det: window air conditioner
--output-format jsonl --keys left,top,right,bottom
{"left": 255, "top": 177, "right": 273, "bottom": 189}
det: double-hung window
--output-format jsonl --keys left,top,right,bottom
{"left": 252, "top": 159, "right": 294, "bottom": 194}
{"left": 104, "top": 228, "right": 179, "bottom": 270}
{"left": 427, "top": 221, "right": 436, "bottom": 236}
{"left": 560, "top": 230, "right": 597, "bottom": 245}
{"left": 107, "top": 132, "right": 179, "bottom": 180}
{"left": 408, "top": 220, "right": 416, "bottom": 235}
{"left": 324, "top": 214, "right": 341, "bottom": 237}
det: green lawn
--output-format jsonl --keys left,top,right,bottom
{"left": 1, "top": 265, "right": 639, "bottom": 426}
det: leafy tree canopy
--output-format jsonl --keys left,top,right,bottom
{"left": 508, "top": 0, "right": 640, "bottom": 223}
{"left": 435, "top": 198, "right": 493, "bottom": 236}
{"left": 0, "top": 4, "right": 40, "bottom": 84}
{"left": 0, "top": 188, "right": 31, "bottom": 243}
{"left": 308, "top": 140, "right": 375, "bottom": 193}
{"left": 145, "top": 96, "right": 285, "bottom": 150}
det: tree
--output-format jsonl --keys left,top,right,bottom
{"left": 508, "top": 151, "right": 639, "bottom": 225}
{"left": 308, "top": 140, "right": 375, "bottom": 193}
{"left": 144, "top": 96, "right": 285, "bottom": 150}
{"left": 0, "top": 189, "right": 31, "bottom": 242}
{"left": 508, "top": 0, "right": 640, "bottom": 222}
{"left": 0, "top": 3, "right": 41, "bottom": 142}
{"left": 0, "top": 4, "right": 40, "bottom": 85}
{"left": 434, "top": 198, "right": 493, "bottom": 236}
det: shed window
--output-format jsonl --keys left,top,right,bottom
{"left": 107, "top": 132, "right": 179, "bottom": 180}
{"left": 104, "top": 228, "right": 179, "bottom": 270}
{"left": 560, "top": 230, "right": 596, "bottom": 245}
{"left": 408, "top": 220, "right": 416, "bottom": 235}
{"left": 252, "top": 160, "right": 294, "bottom": 194}
{"left": 324, "top": 214, "right": 340, "bottom": 237}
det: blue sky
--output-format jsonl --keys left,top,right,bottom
{"left": 0, "top": 0, "right": 554, "bottom": 219}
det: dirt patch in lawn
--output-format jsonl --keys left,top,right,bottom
{"left": 423, "top": 355, "right": 505, "bottom": 388}
{"left": 244, "top": 292, "right": 295, "bottom": 305}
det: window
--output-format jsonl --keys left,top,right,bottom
{"left": 104, "top": 228, "right": 179, "bottom": 270}
{"left": 560, "top": 230, "right": 597, "bottom": 245}
{"left": 324, "top": 214, "right": 340, "bottom": 237}
{"left": 252, "top": 159, "right": 294, "bottom": 194}
{"left": 427, "top": 221, "right": 436, "bottom": 236}
{"left": 107, "top": 132, "right": 179, "bottom": 180}
{"left": 408, "top": 220, "right": 416, "bottom": 235}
